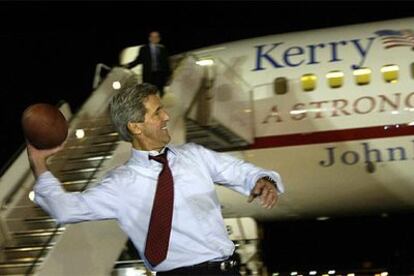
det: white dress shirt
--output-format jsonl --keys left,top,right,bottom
{"left": 34, "top": 143, "right": 284, "bottom": 271}
{"left": 149, "top": 43, "right": 159, "bottom": 71}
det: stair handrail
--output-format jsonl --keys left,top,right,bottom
{"left": 92, "top": 63, "right": 112, "bottom": 89}
{"left": 183, "top": 62, "right": 214, "bottom": 120}
{"left": 182, "top": 52, "right": 255, "bottom": 143}
{"left": 186, "top": 52, "right": 253, "bottom": 91}
{"left": 182, "top": 53, "right": 254, "bottom": 118}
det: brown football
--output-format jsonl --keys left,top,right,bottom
{"left": 21, "top": 103, "right": 68, "bottom": 149}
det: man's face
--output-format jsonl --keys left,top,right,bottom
{"left": 149, "top": 32, "right": 161, "bottom": 44}
{"left": 137, "top": 94, "right": 170, "bottom": 150}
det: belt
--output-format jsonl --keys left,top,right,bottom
{"left": 158, "top": 257, "right": 239, "bottom": 275}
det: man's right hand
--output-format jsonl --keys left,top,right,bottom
{"left": 26, "top": 142, "right": 64, "bottom": 178}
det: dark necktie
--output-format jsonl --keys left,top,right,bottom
{"left": 145, "top": 150, "right": 174, "bottom": 266}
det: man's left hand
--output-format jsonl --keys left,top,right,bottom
{"left": 247, "top": 178, "right": 278, "bottom": 209}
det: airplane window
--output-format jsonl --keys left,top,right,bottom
{"left": 327, "top": 71, "right": 344, "bottom": 88}
{"left": 353, "top": 67, "right": 371, "bottom": 85}
{"left": 301, "top": 74, "right": 317, "bottom": 91}
{"left": 381, "top": 64, "right": 399, "bottom": 83}
{"left": 274, "top": 77, "right": 288, "bottom": 95}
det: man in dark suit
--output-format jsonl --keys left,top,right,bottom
{"left": 124, "top": 31, "right": 171, "bottom": 97}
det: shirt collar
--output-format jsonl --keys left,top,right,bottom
{"left": 130, "top": 145, "right": 177, "bottom": 167}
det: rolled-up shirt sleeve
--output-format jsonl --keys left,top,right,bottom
{"left": 34, "top": 171, "right": 120, "bottom": 225}
{"left": 193, "top": 144, "right": 285, "bottom": 196}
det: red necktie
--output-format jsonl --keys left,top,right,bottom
{"left": 145, "top": 151, "right": 174, "bottom": 266}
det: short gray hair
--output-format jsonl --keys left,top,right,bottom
{"left": 110, "top": 81, "right": 158, "bottom": 142}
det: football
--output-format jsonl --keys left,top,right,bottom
{"left": 21, "top": 103, "right": 68, "bottom": 149}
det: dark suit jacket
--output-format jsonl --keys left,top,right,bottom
{"left": 125, "top": 44, "right": 171, "bottom": 83}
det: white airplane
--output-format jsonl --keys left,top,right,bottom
{"left": 120, "top": 17, "right": 414, "bottom": 222}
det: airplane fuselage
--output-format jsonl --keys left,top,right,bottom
{"left": 120, "top": 17, "right": 414, "bottom": 221}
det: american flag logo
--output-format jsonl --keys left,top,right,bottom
{"left": 375, "top": 29, "right": 414, "bottom": 49}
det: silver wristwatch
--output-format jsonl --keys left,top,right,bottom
{"left": 261, "top": 176, "right": 277, "bottom": 187}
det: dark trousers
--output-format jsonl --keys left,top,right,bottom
{"left": 146, "top": 71, "right": 167, "bottom": 97}
{"left": 156, "top": 260, "right": 241, "bottom": 276}
{"left": 157, "top": 268, "right": 240, "bottom": 276}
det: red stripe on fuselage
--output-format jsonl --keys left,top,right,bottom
{"left": 248, "top": 124, "right": 414, "bottom": 149}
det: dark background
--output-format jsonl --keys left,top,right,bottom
{"left": 262, "top": 213, "right": 414, "bottom": 274}
{"left": 1, "top": 1, "right": 414, "bottom": 273}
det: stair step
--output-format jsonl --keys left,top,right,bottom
{"left": 11, "top": 228, "right": 63, "bottom": 245}
{"left": 59, "top": 167, "right": 99, "bottom": 173}
{"left": 67, "top": 133, "right": 119, "bottom": 143}
{"left": 113, "top": 259, "right": 146, "bottom": 269}
{"left": 54, "top": 153, "right": 112, "bottom": 162}
{"left": 4, "top": 241, "right": 56, "bottom": 249}
{"left": 4, "top": 245, "right": 52, "bottom": 259}
{"left": 5, "top": 245, "right": 52, "bottom": 252}
{"left": 4, "top": 238, "right": 56, "bottom": 248}
{"left": 6, "top": 217, "right": 58, "bottom": 232}
{"left": 8, "top": 206, "right": 48, "bottom": 219}
{"left": 63, "top": 184, "right": 87, "bottom": 192}
{"left": 24, "top": 217, "right": 55, "bottom": 223}
{"left": 56, "top": 169, "right": 100, "bottom": 179}
{"left": 65, "top": 155, "right": 112, "bottom": 165}
{"left": 59, "top": 175, "right": 98, "bottom": 184}
{"left": 49, "top": 159, "right": 108, "bottom": 171}
{"left": 65, "top": 141, "right": 118, "bottom": 149}
{"left": 185, "top": 118, "right": 250, "bottom": 151}
{"left": 62, "top": 179, "right": 97, "bottom": 191}
{"left": 62, "top": 179, "right": 97, "bottom": 185}
{"left": 59, "top": 146, "right": 115, "bottom": 158}
{"left": 73, "top": 125, "right": 115, "bottom": 132}
{"left": 0, "top": 263, "right": 40, "bottom": 276}
{"left": 13, "top": 227, "right": 64, "bottom": 236}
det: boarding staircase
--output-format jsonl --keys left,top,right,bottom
{"left": 0, "top": 67, "right": 132, "bottom": 275}
{"left": 0, "top": 50, "right": 259, "bottom": 275}
{"left": 0, "top": 115, "right": 119, "bottom": 275}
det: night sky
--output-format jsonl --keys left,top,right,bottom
{"left": 1, "top": 1, "right": 412, "bottom": 169}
